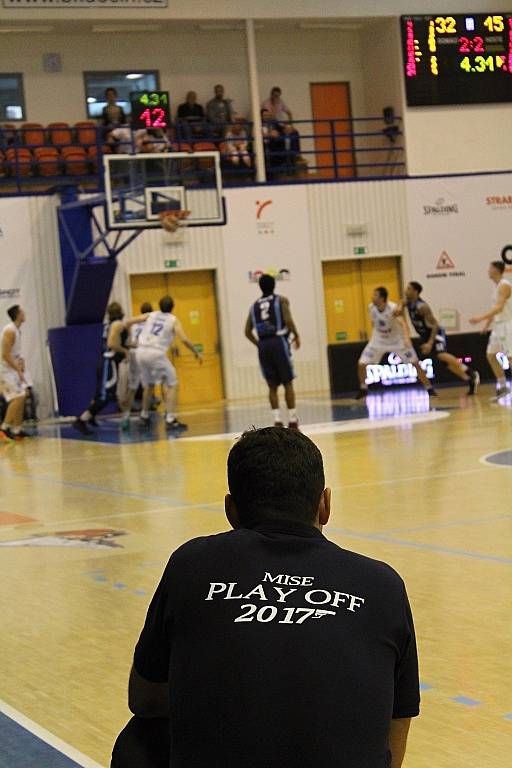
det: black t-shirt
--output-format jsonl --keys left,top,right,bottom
{"left": 177, "top": 102, "right": 205, "bottom": 122}
{"left": 134, "top": 520, "right": 420, "bottom": 768}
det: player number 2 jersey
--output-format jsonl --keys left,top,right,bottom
{"left": 251, "top": 294, "right": 287, "bottom": 339}
{"left": 138, "top": 311, "right": 176, "bottom": 351}
{"left": 369, "top": 301, "right": 404, "bottom": 344}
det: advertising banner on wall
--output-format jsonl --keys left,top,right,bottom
{"left": 0, "top": 198, "right": 43, "bottom": 405}
{"left": 406, "top": 173, "right": 512, "bottom": 333}
{"left": 222, "top": 186, "right": 321, "bottom": 367}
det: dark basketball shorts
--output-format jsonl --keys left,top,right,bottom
{"left": 421, "top": 330, "right": 447, "bottom": 358}
{"left": 258, "top": 336, "right": 295, "bottom": 386}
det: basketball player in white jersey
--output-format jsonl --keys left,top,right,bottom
{"left": 119, "top": 302, "right": 153, "bottom": 430}
{"left": 356, "top": 286, "right": 435, "bottom": 399}
{"left": 469, "top": 260, "right": 512, "bottom": 397}
{"left": 0, "top": 305, "right": 28, "bottom": 441}
{"left": 136, "top": 295, "right": 202, "bottom": 430}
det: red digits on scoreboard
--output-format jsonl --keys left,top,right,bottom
{"left": 459, "top": 36, "right": 484, "bottom": 53}
{"left": 139, "top": 107, "right": 167, "bottom": 128}
{"left": 152, "top": 108, "right": 167, "bottom": 128}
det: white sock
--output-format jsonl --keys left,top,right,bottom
{"left": 165, "top": 413, "right": 176, "bottom": 423}
{"left": 289, "top": 409, "right": 298, "bottom": 422}
{"left": 141, "top": 410, "right": 149, "bottom": 418}
{"left": 497, "top": 377, "right": 506, "bottom": 388}
{"left": 1, "top": 422, "right": 10, "bottom": 431}
{"left": 272, "top": 409, "right": 281, "bottom": 423}
{"left": 122, "top": 411, "right": 130, "bottom": 420}
{"left": 80, "top": 410, "right": 91, "bottom": 422}
{"left": 12, "top": 426, "right": 21, "bottom": 435}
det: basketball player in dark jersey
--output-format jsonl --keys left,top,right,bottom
{"left": 74, "top": 302, "right": 148, "bottom": 435}
{"left": 399, "top": 282, "right": 479, "bottom": 395}
{"left": 245, "top": 274, "right": 301, "bottom": 428}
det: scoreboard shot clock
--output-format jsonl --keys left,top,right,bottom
{"left": 130, "top": 91, "right": 171, "bottom": 129}
{"left": 400, "top": 13, "right": 512, "bottom": 106}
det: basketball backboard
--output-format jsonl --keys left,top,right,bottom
{"left": 103, "top": 152, "right": 224, "bottom": 230}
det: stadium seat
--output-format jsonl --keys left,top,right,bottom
{"left": 75, "top": 121, "right": 97, "bottom": 149}
{"left": 34, "top": 147, "right": 61, "bottom": 177}
{"left": 6, "top": 147, "right": 33, "bottom": 176}
{"left": 192, "top": 141, "right": 218, "bottom": 152}
{"left": 0, "top": 149, "right": 6, "bottom": 178}
{"left": 171, "top": 141, "right": 193, "bottom": 153}
{"left": 48, "top": 122, "right": 73, "bottom": 147}
{"left": 22, "top": 122, "right": 45, "bottom": 148}
{"left": 61, "top": 145, "right": 89, "bottom": 175}
{"left": 87, "top": 143, "right": 111, "bottom": 172}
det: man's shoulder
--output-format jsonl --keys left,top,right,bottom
{"left": 324, "top": 537, "right": 405, "bottom": 588}
{"left": 169, "top": 529, "right": 244, "bottom": 566}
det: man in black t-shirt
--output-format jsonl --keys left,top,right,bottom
{"left": 112, "top": 428, "right": 420, "bottom": 768}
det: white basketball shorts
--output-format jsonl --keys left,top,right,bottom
{"left": 359, "top": 340, "right": 418, "bottom": 365}
{"left": 487, "top": 321, "right": 512, "bottom": 357}
{"left": 0, "top": 365, "right": 27, "bottom": 402}
{"left": 136, "top": 347, "right": 178, "bottom": 387}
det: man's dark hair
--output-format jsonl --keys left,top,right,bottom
{"left": 491, "top": 260, "right": 505, "bottom": 274}
{"left": 259, "top": 274, "right": 275, "bottom": 296}
{"left": 7, "top": 305, "right": 20, "bottom": 322}
{"left": 105, "top": 87, "right": 117, "bottom": 97}
{"left": 159, "top": 295, "right": 174, "bottom": 313}
{"left": 271, "top": 86, "right": 282, "bottom": 95}
{"left": 227, "top": 427, "right": 325, "bottom": 526}
{"left": 140, "top": 302, "right": 153, "bottom": 313}
{"left": 409, "top": 281, "right": 423, "bottom": 295}
{"left": 375, "top": 286, "right": 388, "bottom": 301}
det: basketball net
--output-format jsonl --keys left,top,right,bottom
{"left": 158, "top": 209, "right": 191, "bottom": 245}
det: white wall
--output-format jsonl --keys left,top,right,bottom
{"left": 2, "top": 0, "right": 509, "bottom": 22}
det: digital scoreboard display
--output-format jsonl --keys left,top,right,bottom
{"left": 401, "top": 13, "right": 512, "bottom": 106}
{"left": 130, "top": 91, "right": 170, "bottom": 129}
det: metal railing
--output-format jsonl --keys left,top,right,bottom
{"left": 0, "top": 115, "right": 405, "bottom": 194}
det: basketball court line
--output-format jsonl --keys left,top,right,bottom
{"left": 180, "top": 411, "right": 450, "bottom": 442}
{"left": 479, "top": 450, "right": 512, "bottom": 468}
{"left": 0, "top": 700, "right": 104, "bottom": 768}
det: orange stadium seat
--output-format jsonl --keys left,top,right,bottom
{"left": 61, "top": 145, "right": 89, "bottom": 175}
{"left": 0, "top": 148, "right": 5, "bottom": 177}
{"left": 192, "top": 141, "right": 218, "bottom": 152}
{"left": 34, "top": 147, "right": 61, "bottom": 176}
{"left": 22, "top": 122, "right": 45, "bottom": 147}
{"left": 75, "top": 121, "right": 97, "bottom": 148}
{"left": 87, "top": 143, "right": 112, "bottom": 172}
{"left": 6, "top": 147, "right": 33, "bottom": 176}
{"left": 48, "top": 122, "right": 73, "bottom": 147}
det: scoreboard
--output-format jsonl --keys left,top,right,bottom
{"left": 130, "top": 91, "right": 170, "bottom": 130}
{"left": 401, "top": 13, "right": 512, "bottom": 106}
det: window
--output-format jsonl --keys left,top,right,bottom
{"left": 0, "top": 74, "right": 25, "bottom": 121}
{"left": 83, "top": 71, "right": 160, "bottom": 119}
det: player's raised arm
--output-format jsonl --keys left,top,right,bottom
{"left": 469, "top": 281, "right": 512, "bottom": 325}
{"left": 244, "top": 313, "right": 258, "bottom": 347}
{"left": 174, "top": 318, "right": 202, "bottom": 362}
{"left": 280, "top": 297, "right": 301, "bottom": 349}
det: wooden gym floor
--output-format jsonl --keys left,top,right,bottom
{"left": 0, "top": 384, "right": 511, "bottom": 767}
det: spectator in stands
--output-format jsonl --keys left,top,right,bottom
{"left": 261, "top": 87, "right": 301, "bottom": 168}
{"left": 176, "top": 91, "right": 205, "bottom": 142}
{"left": 261, "top": 108, "right": 285, "bottom": 175}
{"left": 206, "top": 84, "right": 234, "bottom": 136}
{"left": 101, "top": 88, "right": 127, "bottom": 127}
{"left": 223, "top": 120, "right": 251, "bottom": 169}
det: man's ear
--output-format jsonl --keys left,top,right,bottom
{"left": 318, "top": 488, "right": 331, "bottom": 528}
{"left": 225, "top": 494, "right": 240, "bottom": 530}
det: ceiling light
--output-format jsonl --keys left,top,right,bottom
{"left": 92, "top": 24, "right": 160, "bottom": 33}
{"left": 0, "top": 26, "right": 55, "bottom": 34}
{"left": 126, "top": 73, "right": 144, "bottom": 80}
{"left": 299, "top": 22, "right": 363, "bottom": 31}
{"left": 87, "top": 97, "right": 97, "bottom": 103}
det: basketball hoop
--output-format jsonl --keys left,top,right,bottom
{"left": 158, "top": 209, "right": 191, "bottom": 232}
